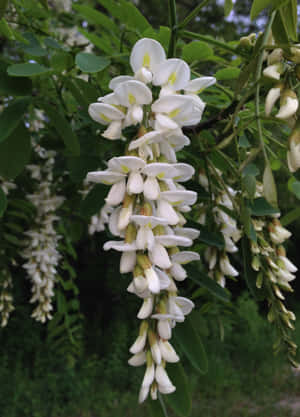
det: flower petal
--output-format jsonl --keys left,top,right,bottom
{"left": 88, "top": 103, "right": 124, "bottom": 125}
{"left": 86, "top": 171, "right": 126, "bottom": 184}
{"left": 130, "top": 38, "right": 166, "bottom": 74}
{"left": 153, "top": 58, "right": 190, "bottom": 90}
{"left": 115, "top": 80, "right": 152, "bottom": 106}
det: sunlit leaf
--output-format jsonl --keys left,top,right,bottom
{"left": 182, "top": 41, "right": 213, "bottom": 63}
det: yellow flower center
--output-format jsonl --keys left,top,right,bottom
{"left": 143, "top": 53, "right": 151, "bottom": 68}
{"left": 99, "top": 113, "right": 111, "bottom": 122}
{"left": 168, "top": 108, "right": 180, "bottom": 118}
{"left": 128, "top": 93, "right": 136, "bottom": 105}
{"left": 168, "top": 72, "right": 177, "bottom": 85}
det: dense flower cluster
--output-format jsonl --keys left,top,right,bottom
{"left": 250, "top": 184, "right": 297, "bottom": 356}
{"left": 263, "top": 42, "right": 300, "bottom": 172}
{"left": 0, "top": 178, "right": 16, "bottom": 326}
{"left": 198, "top": 170, "right": 241, "bottom": 287}
{"left": 0, "top": 269, "right": 14, "bottom": 327}
{"left": 21, "top": 146, "right": 64, "bottom": 323}
{"left": 86, "top": 38, "right": 215, "bottom": 402}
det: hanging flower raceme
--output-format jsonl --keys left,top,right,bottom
{"left": 86, "top": 38, "right": 215, "bottom": 403}
{"left": 249, "top": 183, "right": 297, "bottom": 361}
{"left": 197, "top": 170, "right": 241, "bottom": 287}
{"left": 21, "top": 146, "right": 64, "bottom": 323}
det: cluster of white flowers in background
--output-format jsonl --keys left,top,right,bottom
{"left": 0, "top": 269, "right": 14, "bottom": 328}
{"left": 198, "top": 170, "right": 241, "bottom": 288}
{"left": 21, "top": 146, "right": 64, "bottom": 323}
{"left": 263, "top": 42, "right": 300, "bottom": 173}
{"left": 0, "top": 177, "right": 16, "bottom": 327}
{"left": 250, "top": 184, "right": 297, "bottom": 329}
{"left": 86, "top": 38, "right": 216, "bottom": 402}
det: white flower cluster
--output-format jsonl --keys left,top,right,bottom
{"left": 263, "top": 44, "right": 300, "bottom": 173}
{"left": 250, "top": 186, "right": 297, "bottom": 329}
{"left": 198, "top": 171, "right": 241, "bottom": 287}
{"left": 0, "top": 270, "right": 14, "bottom": 327}
{"left": 86, "top": 38, "right": 215, "bottom": 402}
{"left": 0, "top": 178, "right": 16, "bottom": 326}
{"left": 22, "top": 147, "right": 64, "bottom": 323}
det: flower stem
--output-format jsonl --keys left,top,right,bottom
{"left": 158, "top": 392, "right": 169, "bottom": 417}
{"left": 168, "top": 0, "right": 178, "bottom": 58}
{"left": 178, "top": 0, "right": 210, "bottom": 29}
{"left": 254, "top": 10, "right": 276, "bottom": 163}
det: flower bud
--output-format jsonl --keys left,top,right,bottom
{"left": 276, "top": 90, "right": 299, "bottom": 120}
{"left": 265, "top": 84, "right": 283, "bottom": 116}
{"left": 290, "top": 45, "right": 300, "bottom": 63}
{"left": 287, "top": 122, "right": 300, "bottom": 172}
{"left": 267, "top": 48, "right": 283, "bottom": 65}
{"left": 125, "top": 223, "right": 137, "bottom": 243}
{"left": 263, "top": 63, "right": 284, "bottom": 80}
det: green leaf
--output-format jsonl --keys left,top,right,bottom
{"left": 216, "top": 67, "right": 241, "bottom": 80}
{"left": 44, "top": 37, "right": 63, "bottom": 50}
{"left": 0, "top": 0, "right": 9, "bottom": 19}
{"left": 272, "top": 11, "right": 289, "bottom": 44}
{"left": 197, "top": 226, "right": 225, "bottom": 249}
{"left": 7, "top": 63, "right": 51, "bottom": 77}
{"left": 0, "top": 97, "right": 31, "bottom": 144}
{"left": 42, "top": 103, "right": 80, "bottom": 156}
{"left": 0, "top": 123, "right": 31, "bottom": 178}
{"left": 241, "top": 205, "right": 257, "bottom": 242}
{"left": 147, "top": 399, "right": 165, "bottom": 417}
{"left": 0, "top": 17, "right": 14, "bottom": 39}
{"left": 75, "top": 52, "right": 110, "bottom": 73}
{"left": 73, "top": 4, "right": 119, "bottom": 33}
{"left": 78, "top": 28, "right": 113, "bottom": 55}
{"left": 165, "top": 363, "right": 192, "bottom": 417}
{"left": 224, "top": 0, "right": 233, "bottom": 16}
{"left": 21, "top": 32, "right": 47, "bottom": 57}
{"left": 80, "top": 184, "right": 107, "bottom": 217}
{"left": 239, "top": 134, "right": 250, "bottom": 148}
{"left": 0, "top": 187, "right": 7, "bottom": 217}
{"left": 182, "top": 41, "right": 213, "bottom": 63}
{"left": 67, "top": 156, "right": 101, "bottom": 182}
{"left": 277, "top": 0, "right": 297, "bottom": 41}
{"left": 250, "top": 0, "right": 272, "bottom": 20}
{"left": 281, "top": 207, "right": 300, "bottom": 226}
{"left": 187, "top": 264, "right": 231, "bottom": 303}
{"left": 242, "top": 163, "right": 259, "bottom": 177}
{"left": 248, "top": 197, "right": 279, "bottom": 216}
{"left": 50, "top": 51, "right": 73, "bottom": 72}
{"left": 0, "top": 62, "right": 32, "bottom": 96}
{"left": 119, "top": 0, "right": 151, "bottom": 32}
{"left": 242, "top": 174, "right": 256, "bottom": 199}
{"left": 263, "top": 163, "right": 278, "bottom": 207}
{"left": 291, "top": 180, "right": 300, "bottom": 199}
{"left": 174, "top": 314, "right": 208, "bottom": 374}
{"left": 96, "top": 0, "right": 123, "bottom": 20}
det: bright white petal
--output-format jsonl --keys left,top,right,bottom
{"left": 88, "top": 103, "right": 124, "bottom": 125}
{"left": 114, "top": 80, "right": 152, "bottom": 106}
{"left": 130, "top": 38, "right": 166, "bottom": 73}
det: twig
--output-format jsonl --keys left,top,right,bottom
{"left": 178, "top": 0, "right": 211, "bottom": 29}
{"left": 168, "top": 0, "right": 178, "bottom": 58}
